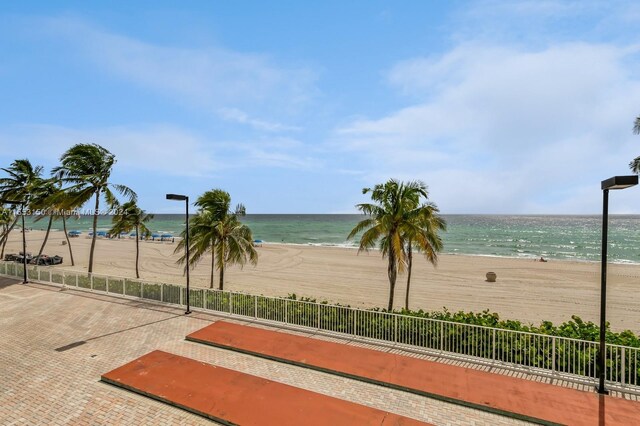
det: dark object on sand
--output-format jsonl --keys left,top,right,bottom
{"left": 4, "top": 253, "right": 19, "bottom": 261}
{"left": 29, "top": 254, "right": 63, "bottom": 266}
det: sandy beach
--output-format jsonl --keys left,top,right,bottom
{"left": 5, "top": 229, "right": 640, "bottom": 332}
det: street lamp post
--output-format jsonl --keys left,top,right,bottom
{"left": 166, "top": 194, "right": 191, "bottom": 315}
{"left": 1, "top": 200, "right": 28, "bottom": 284}
{"left": 598, "top": 175, "right": 638, "bottom": 394}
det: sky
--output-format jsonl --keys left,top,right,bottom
{"left": 1, "top": 1, "right": 640, "bottom": 214}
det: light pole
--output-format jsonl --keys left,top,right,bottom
{"left": 166, "top": 193, "right": 191, "bottom": 315}
{"left": 598, "top": 175, "right": 638, "bottom": 394}
{"left": 1, "top": 200, "right": 28, "bottom": 284}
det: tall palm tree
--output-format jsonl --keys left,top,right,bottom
{"left": 31, "top": 178, "right": 59, "bottom": 260}
{"left": 0, "top": 159, "right": 43, "bottom": 203}
{"left": 404, "top": 202, "right": 446, "bottom": 310}
{"left": 213, "top": 211, "right": 257, "bottom": 290}
{"left": 53, "top": 144, "right": 136, "bottom": 273}
{"left": 47, "top": 179, "right": 81, "bottom": 267}
{"left": 109, "top": 201, "right": 153, "bottom": 278}
{"left": 175, "top": 189, "right": 257, "bottom": 290}
{"left": 175, "top": 210, "right": 219, "bottom": 288}
{"left": 0, "top": 159, "right": 44, "bottom": 258}
{"left": 630, "top": 116, "right": 640, "bottom": 173}
{"left": 348, "top": 179, "right": 435, "bottom": 311}
{"left": 0, "top": 207, "right": 14, "bottom": 259}
{"left": 175, "top": 190, "right": 230, "bottom": 288}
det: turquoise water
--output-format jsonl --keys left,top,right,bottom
{"left": 21, "top": 214, "right": 640, "bottom": 264}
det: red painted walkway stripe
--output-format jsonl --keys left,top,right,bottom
{"left": 101, "top": 350, "right": 429, "bottom": 426}
{"left": 187, "top": 321, "right": 640, "bottom": 426}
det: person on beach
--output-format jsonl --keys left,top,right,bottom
{"left": 539, "top": 256, "right": 547, "bottom": 262}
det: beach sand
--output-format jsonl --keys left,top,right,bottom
{"left": 5, "top": 229, "right": 640, "bottom": 332}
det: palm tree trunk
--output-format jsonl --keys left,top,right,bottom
{"left": 210, "top": 245, "right": 215, "bottom": 289}
{"left": 219, "top": 263, "right": 224, "bottom": 291}
{"left": 387, "top": 249, "right": 397, "bottom": 311}
{"left": 219, "top": 241, "right": 225, "bottom": 291}
{"left": 0, "top": 216, "right": 19, "bottom": 259}
{"left": 62, "top": 215, "right": 75, "bottom": 266}
{"left": 405, "top": 243, "right": 413, "bottom": 310}
{"left": 88, "top": 192, "right": 100, "bottom": 274}
{"left": 135, "top": 224, "right": 140, "bottom": 279}
{"left": 37, "top": 215, "right": 53, "bottom": 259}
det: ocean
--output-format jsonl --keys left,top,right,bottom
{"left": 21, "top": 214, "right": 640, "bottom": 264}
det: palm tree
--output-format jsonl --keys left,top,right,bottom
{"left": 176, "top": 210, "right": 218, "bottom": 288}
{"left": 53, "top": 144, "right": 136, "bottom": 273}
{"left": 0, "top": 159, "right": 43, "bottom": 203}
{"left": 404, "top": 202, "right": 446, "bottom": 310}
{"left": 0, "top": 159, "right": 44, "bottom": 257}
{"left": 629, "top": 116, "right": 640, "bottom": 173}
{"left": 0, "top": 207, "right": 14, "bottom": 259}
{"left": 31, "top": 178, "right": 59, "bottom": 261}
{"left": 175, "top": 190, "right": 230, "bottom": 288}
{"left": 348, "top": 179, "right": 436, "bottom": 311}
{"left": 48, "top": 179, "right": 81, "bottom": 267}
{"left": 213, "top": 211, "right": 257, "bottom": 290}
{"left": 109, "top": 201, "right": 153, "bottom": 278}
{"left": 175, "top": 189, "right": 257, "bottom": 290}
{"left": 60, "top": 208, "right": 78, "bottom": 266}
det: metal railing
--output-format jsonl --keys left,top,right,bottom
{"left": 3, "top": 261, "right": 639, "bottom": 393}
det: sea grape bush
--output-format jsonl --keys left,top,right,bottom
{"left": 287, "top": 294, "right": 640, "bottom": 347}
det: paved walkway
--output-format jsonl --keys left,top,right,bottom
{"left": 187, "top": 321, "right": 640, "bottom": 426}
{"left": 103, "top": 350, "right": 430, "bottom": 425}
{"left": 0, "top": 278, "right": 533, "bottom": 425}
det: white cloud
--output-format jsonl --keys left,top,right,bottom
{"left": 0, "top": 124, "right": 219, "bottom": 178}
{"left": 335, "top": 42, "right": 640, "bottom": 213}
{"left": 0, "top": 124, "right": 318, "bottom": 176}
{"left": 41, "top": 17, "right": 317, "bottom": 131}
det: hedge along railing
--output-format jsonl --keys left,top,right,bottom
{"left": 2, "top": 262, "right": 639, "bottom": 393}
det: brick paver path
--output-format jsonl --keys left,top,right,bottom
{"left": 0, "top": 277, "right": 533, "bottom": 425}
{"left": 187, "top": 321, "right": 640, "bottom": 426}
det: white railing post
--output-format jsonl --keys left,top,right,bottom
{"left": 353, "top": 309, "right": 357, "bottom": 337}
{"left": 75, "top": 273, "right": 78, "bottom": 287}
{"left": 492, "top": 329, "right": 496, "bottom": 360}
{"left": 621, "top": 348, "right": 626, "bottom": 386}
{"left": 160, "top": 284, "right": 163, "bottom": 302}
{"left": 394, "top": 315, "right": 398, "bottom": 343}
{"left": 90, "top": 274, "right": 94, "bottom": 291}
{"left": 140, "top": 282, "right": 144, "bottom": 299}
{"left": 37, "top": 268, "right": 40, "bottom": 281}
{"left": 180, "top": 287, "right": 183, "bottom": 306}
{"left": 285, "top": 300, "right": 288, "bottom": 324}
{"left": 254, "top": 296, "right": 258, "bottom": 319}
{"left": 552, "top": 337, "right": 556, "bottom": 373}
{"left": 229, "top": 292, "right": 233, "bottom": 315}
{"left": 106, "top": 276, "right": 109, "bottom": 293}
{"left": 317, "top": 305, "right": 321, "bottom": 329}
{"left": 440, "top": 322, "right": 444, "bottom": 351}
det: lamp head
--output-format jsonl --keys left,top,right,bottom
{"left": 166, "top": 194, "right": 188, "bottom": 201}
{"left": 601, "top": 175, "right": 638, "bottom": 190}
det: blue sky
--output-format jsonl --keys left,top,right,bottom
{"left": 1, "top": 1, "right": 640, "bottom": 213}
